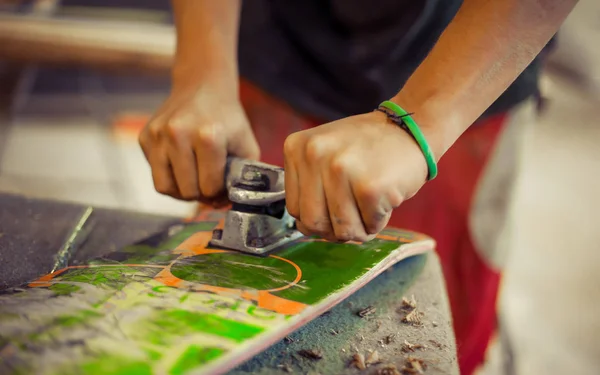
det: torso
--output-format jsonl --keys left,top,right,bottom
{"left": 238, "top": 0, "right": 548, "bottom": 122}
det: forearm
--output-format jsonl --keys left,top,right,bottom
{"left": 393, "top": 0, "right": 578, "bottom": 159}
{"left": 170, "top": 0, "right": 241, "bottom": 92}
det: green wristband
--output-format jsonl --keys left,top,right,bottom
{"left": 378, "top": 100, "right": 438, "bottom": 181}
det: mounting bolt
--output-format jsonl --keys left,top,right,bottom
{"left": 243, "top": 170, "right": 263, "bottom": 182}
{"left": 249, "top": 238, "right": 264, "bottom": 248}
{"left": 212, "top": 229, "right": 223, "bottom": 240}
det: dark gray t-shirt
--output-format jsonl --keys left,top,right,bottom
{"left": 238, "top": 0, "right": 548, "bottom": 122}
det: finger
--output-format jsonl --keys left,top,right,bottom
{"left": 195, "top": 129, "right": 228, "bottom": 198}
{"left": 295, "top": 221, "right": 310, "bottom": 237}
{"left": 139, "top": 122, "right": 180, "bottom": 198}
{"left": 150, "top": 150, "right": 180, "bottom": 198}
{"left": 297, "top": 162, "right": 334, "bottom": 239}
{"left": 283, "top": 156, "right": 300, "bottom": 219}
{"left": 228, "top": 126, "right": 261, "bottom": 160}
{"left": 323, "top": 161, "right": 370, "bottom": 242}
{"left": 167, "top": 142, "right": 200, "bottom": 201}
{"left": 296, "top": 220, "right": 339, "bottom": 242}
{"left": 352, "top": 182, "right": 400, "bottom": 235}
{"left": 283, "top": 133, "right": 302, "bottom": 219}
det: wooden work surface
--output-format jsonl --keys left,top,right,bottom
{"left": 0, "top": 192, "right": 459, "bottom": 374}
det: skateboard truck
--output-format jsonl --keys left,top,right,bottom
{"left": 209, "top": 157, "right": 303, "bottom": 255}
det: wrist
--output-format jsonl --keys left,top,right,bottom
{"left": 376, "top": 101, "right": 438, "bottom": 181}
{"left": 171, "top": 55, "right": 238, "bottom": 95}
{"left": 389, "top": 91, "right": 463, "bottom": 161}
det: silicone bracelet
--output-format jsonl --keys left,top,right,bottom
{"left": 377, "top": 100, "right": 438, "bottom": 180}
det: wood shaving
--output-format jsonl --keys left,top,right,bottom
{"left": 402, "top": 309, "right": 424, "bottom": 326}
{"left": 365, "top": 350, "right": 381, "bottom": 365}
{"left": 330, "top": 328, "right": 338, "bottom": 335}
{"left": 401, "top": 295, "right": 417, "bottom": 310}
{"left": 428, "top": 339, "right": 444, "bottom": 349}
{"left": 352, "top": 353, "right": 366, "bottom": 370}
{"left": 401, "top": 340, "right": 424, "bottom": 353}
{"left": 357, "top": 305, "right": 376, "bottom": 318}
{"left": 380, "top": 334, "right": 396, "bottom": 345}
{"left": 376, "top": 363, "right": 401, "bottom": 375}
{"left": 297, "top": 349, "right": 323, "bottom": 360}
{"left": 277, "top": 363, "right": 292, "bottom": 373}
{"left": 401, "top": 357, "right": 427, "bottom": 374}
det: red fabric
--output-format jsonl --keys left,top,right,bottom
{"left": 237, "top": 79, "right": 506, "bottom": 375}
{"left": 388, "top": 114, "right": 506, "bottom": 375}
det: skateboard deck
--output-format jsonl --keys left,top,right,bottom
{"left": 0, "top": 210, "right": 435, "bottom": 375}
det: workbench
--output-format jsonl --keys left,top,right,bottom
{"left": 0, "top": 192, "right": 459, "bottom": 374}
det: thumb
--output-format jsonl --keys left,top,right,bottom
{"left": 228, "top": 126, "right": 261, "bottom": 161}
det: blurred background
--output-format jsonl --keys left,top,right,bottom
{"left": 0, "top": 0, "right": 195, "bottom": 217}
{"left": 0, "top": 0, "right": 598, "bottom": 219}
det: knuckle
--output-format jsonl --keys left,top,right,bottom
{"left": 304, "top": 138, "right": 326, "bottom": 163}
{"left": 385, "top": 189, "right": 406, "bottom": 210}
{"left": 334, "top": 228, "right": 354, "bottom": 242}
{"left": 164, "top": 118, "right": 189, "bottom": 142}
{"left": 365, "top": 222, "right": 382, "bottom": 235}
{"left": 138, "top": 128, "right": 150, "bottom": 146}
{"left": 366, "top": 210, "right": 391, "bottom": 234}
{"left": 354, "top": 182, "right": 380, "bottom": 205}
{"left": 154, "top": 183, "right": 175, "bottom": 196}
{"left": 283, "top": 133, "right": 301, "bottom": 157}
{"left": 302, "top": 217, "right": 330, "bottom": 234}
{"left": 179, "top": 190, "right": 199, "bottom": 201}
{"left": 287, "top": 205, "right": 299, "bottom": 219}
{"left": 196, "top": 127, "right": 218, "bottom": 147}
{"left": 329, "top": 155, "right": 350, "bottom": 176}
{"left": 147, "top": 122, "right": 163, "bottom": 139}
{"left": 388, "top": 189, "right": 405, "bottom": 209}
{"left": 200, "top": 184, "right": 221, "bottom": 198}
{"left": 365, "top": 224, "right": 380, "bottom": 235}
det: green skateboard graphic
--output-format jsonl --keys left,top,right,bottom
{"left": 0, "top": 212, "right": 434, "bottom": 375}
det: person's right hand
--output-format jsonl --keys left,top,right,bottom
{"left": 138, "top": 85, "right": 260, "bottom": 205}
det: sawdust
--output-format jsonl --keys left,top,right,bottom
{"left": 401, "top": 340, "right": 425, "bottom": 353}
{"left": 357, "top": 305, "right": 376, "bottom": 318}
{"left": 277, "top": 363, "right": 292, "bottom": 373}
{"left": 402, "top": 309, "right": 424, "bottom": 326}
{"left": 365, "top": 350, "right": 381, "bottom": 365}
{"left": 401, "top": 357, "right": 427, "bottom": 374}
{"left": 428, "top": 340, "right": 445, "bottom": 350}
{"left": 401, "top": 295, "right": 417, "bottom": 310}
{"left": 380, "top": 334, "right": 396, "bottom": 345}
{"left": 375, "top": 363, "right": 402, "bottom": 375}
{"left": 398, "top": 294, "right": 424, "bottom": 326}
{"left": 297, "top": 349, "right": 323, "bottom": 360}
{"left": 351, "top": 350, "right": 381, "bottom": 371}
{"left": 352, "top": 353, "right": 367, "bottom": 370}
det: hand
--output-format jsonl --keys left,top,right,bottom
{"left": 283, "top": 111, "right": 429, "bottom": 242}
{"left": 139, "top": 85, "right": 260, "bottom": 205}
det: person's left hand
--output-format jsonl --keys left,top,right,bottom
{"left": 283, "top": 110, "right": 430, "bottom": 242}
